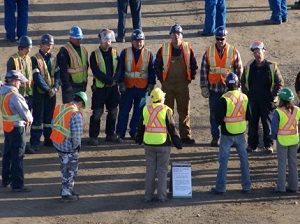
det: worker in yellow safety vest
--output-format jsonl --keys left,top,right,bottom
{"left": 271, "top": 88, "right": 300, "bottom": 193}
{"left": 56, "top": 26, "right": 89, "bottom": 104}
{"left": 135, "top": 87, "right": 182, "bottom": 202}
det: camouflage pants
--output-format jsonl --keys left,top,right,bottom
{"left": 58, "top": 151, "right": 79, "bottom": 196}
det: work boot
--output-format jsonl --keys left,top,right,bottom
{"left": 11, "top": 186, "right": 32, "bottom": 192}
{"left": 181, "top": 137, "right": 195, "bottom": 145}
{"left": 25, "top": 145, "right": 35, "bottom": 154}
{"left": 60, "top": 194, "right": 78, "bottom": 202}
{"left": 246, "top": 146, "right": 257, "bottom": 153}
{"left": 88, "top": 138, "right": 98, "bottom": 146}
{"left": 114, "top": 135, "right": 124, "bottom": 143}
{"left": 265, "top": 146, "right": 273, "bottom": 154}
{"left": 210, "top": 138, "right": 219, "bottom": 147}
{"left": 116, "top": 36, "right": 125, "bottom": 43}
{"left": 264, "top": 19, "right": 282, "bottom": 25}
{"left": 105, "top": 134, "right": 122, "bottom": 143}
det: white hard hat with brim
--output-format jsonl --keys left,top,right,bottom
{"left": 5, "top": 70, "right": 28, "bottom": 83}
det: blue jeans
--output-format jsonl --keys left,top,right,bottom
{"left": 215, "top": 134, "right": 251, "bottom": 192}
{"left": 4, "top": 0, "right": 28, "bottom": 41}
{"left": 2, "top": 126, "right": 26, "bottom": 189}
{"left": 116, "top": 87, "right": 145, "bottom": 139}
{"left": 268, "top": 0, "right": 287, "bottom": 21}
{"left": 209, "top": 90, "right": 223, "bottom": 139}
{"left": 203, "top": 0, "right": 226, "bottom": 34}
{"left": 117, "top": 0, "right": 142, "bottom": 38}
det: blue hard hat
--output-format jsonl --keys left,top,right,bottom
{"left": 169, "top": 24, "right": 183, "bottom": 34}
{"left": 69, "top": 26, "right": 84, "bottom": 39}
{"left": 131, "top": 29, "right": 145, "bottom": 40}
{"left": 17, "top": 36, "right": 32, "bottom": 48}
{"left": 215, "top": 26, "right": 228, "bottom": 37}
{"left": 225, "top": 72, "right": 239, "bottom": 89}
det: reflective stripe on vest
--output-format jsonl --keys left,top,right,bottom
{"left": 245, "top": 59, "right": 276, "bottom": 91}
{"left": 63, "top": 42, "right": 88, "bottom": 84}
{"left": 276, "top": 106, "right": 300, "bottom": 146}
{"left": 161, "top": 42, "right": 191, "bottom": 81}
{"left": 207, "top": 44, "right": 234, "bottom": 84}
{"left": 143, "top": 104, "right": 171, "bottom": 145}
{"left": 50, "top": 103, "right": 79, "bottom": 144}
{"left": 94, "top": 47, "right": 117, "bottom": 88}
{"left": 0, "top": 91, "right": 23, "bottom": 133}
{"left": 33, "top": 52, "right": 56, "bottom": 93}
{"left": 124, "top": 47, "right": 150, "bottom": 89}
{"left": 11, "top": 53, "right": 33, "bottom": 96}
{"left": 222, "top": 90, "right": 247, "bottom": 134}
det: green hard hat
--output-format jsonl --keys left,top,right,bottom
{"left": 278, "top": 87, "right": 294, "bottom": 102}
{"left": 74, "top": 91, "right": 88, "bottom": 109}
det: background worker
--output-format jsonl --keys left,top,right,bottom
{"left": 200, "top": 26, "right": 243, "bottom": 147}
{"left": 4, "top": 0, "right": 28, "bottom": 42}
{"left": 116, "top": 0, "right": 142, "bottom": 43}
{"left": 271, "top": 88, "right": 299, "bottom": 193}
{"left": 241, "top": 40, "right": 283, "bottom": 154}
{"left": 135, "top": 87, "right": 182, "bottom": 202}
{"left": 56, "top": 26, "right": 89, "bottom": 104}
{"left": 89, "top": 29, "right": 120, "bottom": 145}
{"left": 116, "top": 29, "right": 156, "bottom": 142}
{"left": 1, "top": 70, "right": 33, "bottom": 192}
{"left": 154, "top": 24, "right": 198, "bottom": 145}
{"left": 294, "top": 70, "right": 300, "bottom": 152}
{"left": 50, "top": 92, "right": 88, "bottom": 202}
{"left": 211, "top": 72, "right": 251, "bottom": 195}
{"left": 198, "top": 0, "right": 226, "bottom": 36}
{"left": 7, "top": 35, "right": 34, "bottom": 154}
{"left": 29, "top": 34, "right": 60, "bottom": 152}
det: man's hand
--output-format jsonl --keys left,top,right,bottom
{"left": 119, "top": 82, "right": 127, "bottom": 95}
{"left": 48, "top": 88, "right": 58, "bottom": 98}
{"left": 201, "top": 86, "right": 209, "bottom": 98}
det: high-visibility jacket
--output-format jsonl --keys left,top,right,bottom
{"left": 50, "top": 103, "right": 80, "bottom": 144}
{"left": 222, "top": 90, "right": 248, "bottom": 134}
{"left": 207, "top": 44, "right": 235, "bottom": 84}
{"left": 161, "top": 42, "right": 191, "bottom": 81}
{"left": 244, "top": 59, "right": 276, "bottom": 91}
{"left": 0, "top": 91, "right": 23, "bottom": 133}
{"left": 10, "top": 53, "right": 33, "bottom": 96}
{"left": 32, "top": 52, "right": 56, "bottom": 93}
{"left": 143, "top": 103, "right": 172, "bottom": 145}
{"left": 124, "top": 47, "right": 150, "bottom": 89}
{"left": 63, "top": 42, "right": 88, "bottom": 84}
{"left": 276, "top": 106, "right": 300, "bottom": 146}
{"left": 94, "top": 47, "right": 118, "bottom": 88}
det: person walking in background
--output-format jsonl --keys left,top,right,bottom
{"left": 7, "top": 35, "right": 34, "bottom": 154}
{"left": 198, "top": 0, "right": 226, "bottom": 36}
{"left": 211, "top": 72, "right": 251, "bottom": 195}
{"left": 294, "top": 70, "right": 300, "bottom": 153}
{"left": 116, "top": 29, "right": 156, "bottom": 142}
{"left": 50, "top": 92, "right": 88, "bottom": 202}
{"left": 241, "top": 40, "right": 283, "bottom": 154}
{"left": 135, "top": 87, "right": 182, "bottom": 202}
{"left": 155, "top": 24, "right": 198, "bottom": 145}
{"left": 56, "top": 26, "right": 89, "bottom": 104}
{"left": 116, "top": 0, "right": 142, "bottom": 43}
{"left": 265, "top": 0, "right": 287, "bottom": 24}
{"left": 1, "top": 70, "right": 33, "bottom": 192}
{"left": 4, "top": 0, "right": 28, "bottom": 42}
{"left": 200, "top": 26, "right": 243, "bottom": 147}
{"left": 88, "top": 29, "right": 120, "bottom": 145}
{"left": 29, "top": 34, "right": 60, "bottom": 152}
{"left": 271, "top": 88, "right": 299, "bottom": 194}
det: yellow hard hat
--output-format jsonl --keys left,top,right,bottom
{"left": 150, "top": 88, "right": 165, "bottom": 103}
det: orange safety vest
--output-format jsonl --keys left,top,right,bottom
{"left": 124, "top": 47, "right": 150, "bottom": 89}
{"left": 32, "top": 52, "right": 56, "bottom": 93}
{"left": 161, "top": 42, "right": 191, "bottom": 82}
{"left": 143, "top": 103, "right": 171, "bottom": 145}
{"left": 0, "top": 91, "right": 23, "bottom": 133}
{"left": 222, "top": 90, "right": 248, "bottom": 134}
{"left": 207, "top": 44, "right": 235, "bottom": 84}
{"left": 50, "top": 103, "right": 80, "bottom": 144}
{"left": 276, "top": 106, "right": 300, "bottom": 146}
{"left": 63, "top": 42, "right": 88, "bottom": 84}
{"left": 10, "top": 52, "right": 33, "bottom": 96}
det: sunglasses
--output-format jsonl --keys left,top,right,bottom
{"left": 216, "top": 37, "right": 225, "bottom": 41}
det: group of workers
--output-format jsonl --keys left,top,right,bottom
{"left": 1, "top": 23, "right": 299, "bottom": 202}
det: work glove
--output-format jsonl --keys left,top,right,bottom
{"left": 48, "top": 87, "right": 58, "bottom": 98}
{"left": 201, "top": 86, "right": 209, "bottom": 98}
{"left": 146, "top": 84, "right": 154, "bottom": 94}
{"left": 119, "top": 82, "right": 127, "bottom": 95}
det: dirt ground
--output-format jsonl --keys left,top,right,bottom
{"left": 1, "top": 0, "right": 300, "bottom": 223}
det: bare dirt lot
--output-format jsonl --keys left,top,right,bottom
{"left": 1, "top": 0, "right": 300, "bottom": 223}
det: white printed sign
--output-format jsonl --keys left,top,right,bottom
{"left": 172, "top": 162, "right": 192, "bottom": 198}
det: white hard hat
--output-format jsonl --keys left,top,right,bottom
{"left": 249, "top": 40, "right": 265, "bottom": 51}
